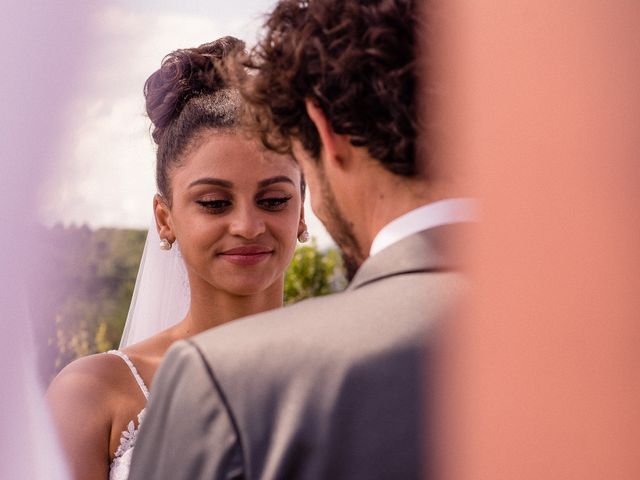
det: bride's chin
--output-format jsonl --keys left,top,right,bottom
{"left": 211, "top": 277, "right": 277, "bottom": 298}
{"left": 221, "top": 286, "right": 271, "bottom": 298}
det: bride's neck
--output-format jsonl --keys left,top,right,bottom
{"left": 172, "top": 280, "right": 284, "bottom": 340}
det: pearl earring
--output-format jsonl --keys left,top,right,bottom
{"left": 159, "top": 238, "right": 172, "bottom": 251}
{"left": 298, "top": 229, "right": 310, "bottom": 243}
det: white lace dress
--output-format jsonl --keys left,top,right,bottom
{"left": 106, "top": 350, "right": 150, "bottom": 480}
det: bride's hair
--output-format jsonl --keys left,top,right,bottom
{"left": 144, "top": 36, "right": 244, "bottom": 203}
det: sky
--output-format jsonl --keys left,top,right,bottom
{"left": 41, "top": 0, "right": 334, "bottom": 249}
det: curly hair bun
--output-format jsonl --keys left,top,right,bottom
{"left": 144, "top": 36, "right": 244, "bottom": 145}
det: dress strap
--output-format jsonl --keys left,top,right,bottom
{"left": 106, "top": 350, "right": 150, "bottom": 400}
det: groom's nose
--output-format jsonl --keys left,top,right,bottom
{"left": 228, "top": 205, "right": 266, "bottom": 239}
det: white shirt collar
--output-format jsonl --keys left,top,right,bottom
{"left": 369, "top": 198, "right": 478, "bottom": 257}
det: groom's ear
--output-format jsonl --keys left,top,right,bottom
{"left": 304, "top": 99, "right": 352, "bottom": 170}
{"left": 153, "top": 194, "right": 176, "bottom": 242}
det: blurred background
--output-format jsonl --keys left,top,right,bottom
{"left": 3, "top": 1, "right": 638, "bottom": 479}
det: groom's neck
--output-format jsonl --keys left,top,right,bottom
{"left": 346, "top": 170, "right": 458, "bottom": 257}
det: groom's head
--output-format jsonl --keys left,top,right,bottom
{"left": 240, "top": 0, "right": 422, "bottom": 272}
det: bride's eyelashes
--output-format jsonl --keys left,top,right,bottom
{"left": 257, "top": 194, "right": 292, "bottom": 211}
{"left": 196, "top": 199, "right": 232, "bottom": 214}
{"left": 195, "top": 195, "right": 293, "bottom": 214}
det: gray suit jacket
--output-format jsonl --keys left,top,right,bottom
{"left": 129, "top": 226, "right": 466, "bottom": 480}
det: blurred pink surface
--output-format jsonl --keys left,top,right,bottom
{"left": 436, "top": 1, "right": 640, "bottom": 479}
{"left": 1, "top": 1, "right": 94, "bottom": 478}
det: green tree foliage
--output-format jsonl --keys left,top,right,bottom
{"left": 31, "top": 226, "right": 346, "bottom": 385}
{"left": 284, "top": 240, "right": 346, "bottom": 304}
{"left": 31, "top": 225, "right": 146, "bottom": 383}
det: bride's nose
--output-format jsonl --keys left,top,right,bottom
{"left": 228, "top": 205, "right": 266, "bottom": 239}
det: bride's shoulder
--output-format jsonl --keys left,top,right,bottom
{"left": 46, "top": 352, "right": 132, "bottom": 411}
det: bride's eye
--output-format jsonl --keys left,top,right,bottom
{"left": 196, "top": 199, "right": 232, "bottom": 213}
{"left": 258, "top": 195, "right": 292, "bottom": 211}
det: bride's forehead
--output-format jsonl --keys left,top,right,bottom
{"left": 183, "top": 153, "right": 297, "bottom": 179}
{"left": 188, "top": 134, "right": 291, "bottom": 163}
{"left": 171, "top": 155, "right": 299, "bottom": 192}
{"left": 178, "top": 141, "right": 297, "bottom": 177}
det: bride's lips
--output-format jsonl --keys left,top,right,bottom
{"left": 218, "top": 245, "right": 274, "bottom": 265}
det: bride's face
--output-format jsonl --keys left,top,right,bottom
{"left": 159, "top": 131, "right": 303, "bottom": 296}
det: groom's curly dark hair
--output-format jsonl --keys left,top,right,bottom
{"left": 239, "top": 0, "right": 422, "bottom": 177}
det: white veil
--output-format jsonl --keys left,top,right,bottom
{"left": 119, "top": 218, "right": 191, "bottom": 348}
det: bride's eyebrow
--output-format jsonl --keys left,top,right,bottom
{"left": 187, "top": 176, "right": 294, "bottom": 189}
{"left": 257, "top": 176, "right": 295, "bottom": 188}
{"left": 188, "top": 178, "right": 233, "bottom": 189}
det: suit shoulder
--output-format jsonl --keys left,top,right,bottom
{"left": 154, "top": 339, "right": 214, "bottom": 387}
{"left": 191, "top": 269, "right": 464, "bottom": 375}
{"left": 200, "top": 267, "right": 464, "bottom": 332}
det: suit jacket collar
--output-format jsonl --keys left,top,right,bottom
{"left": 348, "top": 223, "right": 469, "bottom": 291}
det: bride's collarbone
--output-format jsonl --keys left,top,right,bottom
{"left": 121, "top": 342, "right": 169, "bottom": 386}
{"left": 121, "top": 351, "right": 162, "bottom": 387}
